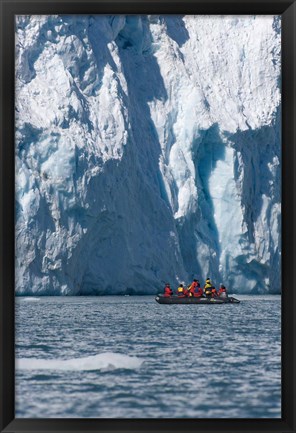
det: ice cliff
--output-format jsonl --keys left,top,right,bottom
{"left": 15, "top": 15, "right": 281, "bottom": 295}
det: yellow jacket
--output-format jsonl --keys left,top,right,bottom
{"left": 204, "top": 283, "right": 213, "bottom": 294}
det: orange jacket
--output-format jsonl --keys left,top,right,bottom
{"left": 194, "top": 287, "right": 203, "bottom": 297}
{"left": 189, "top": 281, "right": 199, "bottom": 293}
{"left": 164, "top": 286, "right": 173, "bottom": 297}
{"left": 218, "top": 287, "right": 227, "bottom": 296}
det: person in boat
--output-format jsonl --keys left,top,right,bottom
{"left": 164, "top": 283, "right": 173, "bottom": 297}
{"left": 183, "top": 286, "right": 189, "bottom": 297}
{"left": 218, "top": 284, "right": 227, "bottom": 298}
{"left": 211, "top": 287, "right": 218, "bottom": 297}
{"left": 177, "top": 284, "right": 186, "bottom": 296}
{"left": 204, "top": 278, "right": 214, "bottom": 298}
{"left": 189, "top": 279, "right": 203, "bottom": 297}
{"left": 188, "top": 279, "right": 198, "bottom": 297}
{"left": 193, "top": 281, "right": 204, "bottom": 298}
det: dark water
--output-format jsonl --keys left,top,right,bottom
{"left": 15, "top": 295, "right": 281, "bottom": 418}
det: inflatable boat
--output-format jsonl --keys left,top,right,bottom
{"left": 155, "top": 295, "right": 240, "bottom": 304}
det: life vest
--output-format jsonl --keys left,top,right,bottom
{"left": 204, "top": 283, "right": 213, "bottom": 295}
{"left": 218, "top": 287, "right": 226, "bottom": 294}
{"left": 194, "top": 287, "right": 203, "bottom": 297}
{"left": 218, "top": 287, "right": 227, "bottom": 297}
{"left": 189, "top": 281, "right": 200, "bottom": 296}
{"left": 177, "top": 286, "right": 185, "bottom": 296}
{"left": 211, "top": 288, "right": 217, "bottom": 297}
{"left": 189, "top": 281, "right": 197, "bottom": 295}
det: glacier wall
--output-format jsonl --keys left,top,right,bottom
{"left": 15, "top": 15, "right": 281, "bottom": 295}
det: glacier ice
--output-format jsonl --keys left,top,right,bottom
{"left": 15, "top": 15, "right": 281, "bottom": 295}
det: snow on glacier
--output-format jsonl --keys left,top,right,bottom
{"left": 15, "top": 15, "right": 281, "bottom": 295}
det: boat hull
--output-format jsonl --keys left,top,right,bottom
{"left": 155, "top": 295, "right": 240, "bottom": 304}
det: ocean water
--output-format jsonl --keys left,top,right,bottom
{"left": 15, "top": 295, "right": 281, "bottom": 418}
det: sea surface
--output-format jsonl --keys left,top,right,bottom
{"left": 15, "top": 295, "right": 281, "bottom": 418}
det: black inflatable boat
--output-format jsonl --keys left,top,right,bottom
{"left": 155, "top": 295, "right": 240, "bottom": 304}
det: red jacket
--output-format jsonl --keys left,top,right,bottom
{"left": 194, "top": 287, "right": 203, "bottom": 297}
{"left": 164, "top": 286, "right": 173, "bottom": 297}
{"left": 211, "top": 288, "right": 218, "bottom": 297}
{"left": 218, "top": 287, "right": 227, "bottom": 295}
{"left": 189, "top": 281, "right": 199, "bottom": 295}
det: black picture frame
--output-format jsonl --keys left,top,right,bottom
{"left": 0, "top": 0, "right": 295, "bottom": 432}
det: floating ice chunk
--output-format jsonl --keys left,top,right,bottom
{"left": 21, "top": 297, "right": 41, "bottom": 302}
{"left": 16, "top": 352, "right": 143, "bottom": 371}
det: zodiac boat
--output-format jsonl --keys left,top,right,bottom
{"left": 155, "top": 295, "right": 240, "bottom": 304}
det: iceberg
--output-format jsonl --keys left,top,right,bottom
{"left": 15, "top": 15, "right": 281, "bottom": 295}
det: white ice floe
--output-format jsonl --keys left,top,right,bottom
{"left": 16, "top": 352, "right": 143, "bottom": 371}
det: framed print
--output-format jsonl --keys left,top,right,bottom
{"left": 0, "top": 0, "right": 295, "bottom": 432}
